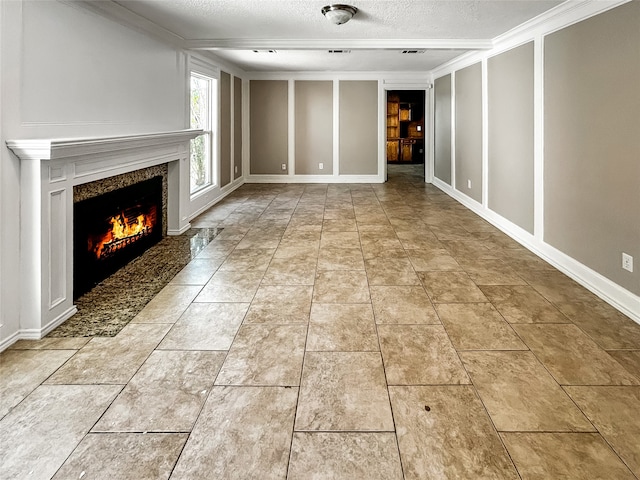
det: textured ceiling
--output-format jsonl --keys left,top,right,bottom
{"left": 114, "top": 0, "right": 566, "bottom": 72}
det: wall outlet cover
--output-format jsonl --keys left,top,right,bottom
{"left": 319, "top": 163, "right": 324, "bottom": 170}
{"left": 281, "top": 163, "right": 287, "bottom": 170}
{"left": 467, "top": 179, "right": 472, "bottom": 189}
{"left": 622, "top": 253, "right": 633, "bottom": 272}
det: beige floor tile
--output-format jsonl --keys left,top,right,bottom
{"left": 287, "top": 432, "right": 403, "bottom": 480}
{"left": 171, "top": 386, "right": 298, "bottom": 479}
{"left": 513, "top": 324, "right": 638, "bottom": 385}
{"left": 365, "top": 256, "right": 421, "bottom": 286}
{"left": 0, "top": 384, "right": 121, "bottom": 480}
{"left": 195, "top": 239, "right": 237, "bottom": 259}
{"left": 313, "top": 271, "right": 370, "bottom": 303}
{"left": 522, "top": 271, "right": 600, "bottom": 305}
{"left": 565, "top": 386, "right": 640, "bottom": 477}
{"left": 360, "top": 239, "right": 406, "bottom": 258}
{"left": 389, "top": 385, "right": 518, "bottom": 480}
{"left": 320, "top": 231, "right": 362, "bottom": 249}
{"left": 8, "top": 337, "right": 90, "bottom": 350}
{"left": 169, "top": 258, "right": 224, "bottom": 285}
{"left": 418, "top": 271, "right": 488, "bottom": 303}
{"left": 46, "top": 323, "right": 171, "bottom": 384}
{"left": 479, "top": 285, "right": 569, "bottom": 323}
{"left": 395, "top": 229, "right": 443, "bottom": 250}
{"left": 406, "top": 248, "right": 461, "bottom": 271}
{"left": 436, "top": 303, "right": 527, "bottom": 350}
{"left": 52, "top": 433, "right": 187, "bottom": 480}
{"left": 244, "top": 285, "right": 313, "bottom": 324}
{"left": 295, "top": 352, "right": 394, "bottom": 431}
{"left": 462, "top": 258, "right": 527, "bottom": 286}
{"left": 608, "top": 350, "right": 640, "bottom": 380}
{"left": 235, "top": 234, "right": 282, "bottom": 249}
{"left": 272, "top": 245, "right": 319, "bottom": 262}
{"left": 307, "top": 303, "right": 379, "bottom": 352}
{"left": 370, "top": 285, "right": 440, "bottom": 324}
{"left": 218, "top": 247, "right": 275, "bottom": 271}
{"left": 53, "top": 433, "right": 188, "bottom": 480}
{"left": 557, "top": 301, "right": 640, "bottom": 349}
{"left": 322, "top": 218, "right": 358, "bottom": 232}
{"left": 158, "top": 302, "right": 248, "bottom": 350}
{"left": 0, "top": 349, "right": 76, "bottom": 418}
{"left": 262, "top": 259, "right": 317, "bottom": 285}
{"left": 317, "top": 247, "right": 365, "bottom": 271}
{"left": 195, "top": 269, "right": 263, "bottom": 302}
{"left": 460, "top": 351, "right": 594, "bottom": 432}
{"left": 215, "top": 324, "right": 306, "bottom": 386}
{"left": 501, "top": 432, "right": 635, "bottom": 480}
{"left": 131, "top": 285, "right": 202, "bottom": 323}
{"left": 378, "top": 325, "right": 469, "bottom": 385}
{"left": 93, "top": 350, "right": 224, "bottom": 432}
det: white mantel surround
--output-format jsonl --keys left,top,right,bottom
{"left": 6, "top": 129, "right": 202, "bottom": 338}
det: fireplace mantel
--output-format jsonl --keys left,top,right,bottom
{"left": 6, "top": 129, "right": 202, "bottom": 337}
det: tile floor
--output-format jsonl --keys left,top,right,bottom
{"left": 2, "top": 164, "right": 640, "bottom": 479}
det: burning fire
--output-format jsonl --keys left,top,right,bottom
{"left": 91, "top": 210, "right": 154, "bottom": 259}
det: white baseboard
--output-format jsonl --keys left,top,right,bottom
{"left": 188, "top": 178, "right": 246, "bottom": 222}
{"left": 246, "top": 174, "right": 385, "bottom": 184}
{"left": 0, "top": 305, "right": 78, "bottom": 353}
{"left": 167, "top": 224, "right": 192, "bottom": 236}
{"left": 431, "top": 177, "right": 640, "bottom": 324}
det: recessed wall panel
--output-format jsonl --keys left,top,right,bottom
{"left": 455, "top": 63, "right": 483, "bottom": 202}
{"left": 339, "top": 81, "right": 378, "bottom": 175}
{"left": 234, "top": 76, "right": 242, "bottom": 179}
{"left": 488, "top": 43, "right": 534, "bottom": 233}
{"left": 544, "top": 1, "right": 640, "bottom": 295}
{"left": 434, "top": 75, "right": 452, "bottom": 185}
{"left": 295, "top": 81, "right": 333, "bottom": 175}
{"left": 250, "top": 80, "right": 288, "bottom": 175}
{"left": 220, "top": 71, "right": 231, "bottom": 187}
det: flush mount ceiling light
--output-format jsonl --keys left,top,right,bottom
{"left": 321, "top": 4, "right": 358, "bottom": 25}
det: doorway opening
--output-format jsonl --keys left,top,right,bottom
{"left": 386, "top": 90, "right": 426, "bottom": 165}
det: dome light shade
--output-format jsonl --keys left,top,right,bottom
{"left": 321, "top": 4, "right": 358, "bottom": 25}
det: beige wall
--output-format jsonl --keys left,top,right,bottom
{"left": 488, "top": 42, "right": 534, "bottom": 233}
{"left": 434, "top": 75, "right": 452, "bottom": 185}
{"left": 250, "top": 80, "right": 288, "bottom": 175}
{"left": 339, "top": 80, "right": 378, "bottom": 175}
{"left": 544, "top": 1, "right": 640, "bottom": 295}
{"left": 220, "top": 71, "right": 231, "bottom": 187}
{"left": 455, "top": 63, "right": 483, "bottom": 202}
{"left": 295, "top": 81, "right": 333, "bottom": 175}
{"left": 234, "top": 76, "right": 242, "bottom": 179}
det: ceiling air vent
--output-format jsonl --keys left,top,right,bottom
{"left": 252, "top": 50, "right": 277, "bottom": 53}
{"left": 401, "top": 50, "right": 426, "bottom": 54}
{"left": 328, "top": 49, "right": 351, "bottom": 54}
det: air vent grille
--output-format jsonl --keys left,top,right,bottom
{"left": 401, "top": 50, "right": 426, "bottom": 54}
{"left": 252, "top": 50, "right": 277, "bottom": 53}
{"left": 328, "top": 49, "right": 351, "bottom": 54}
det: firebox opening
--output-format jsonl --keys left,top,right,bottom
{"left": 73, "top": 176, "right": 163, "bottom": 299}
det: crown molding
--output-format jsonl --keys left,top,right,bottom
{"left": 184, "top": 38, "right": 494, "bottom": 51}
{"left": 69, "top": 0, "right": 186, "bottom": 48}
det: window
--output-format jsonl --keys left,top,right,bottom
{"left": 190, "top": 72, "right": 217, "bottom": 194}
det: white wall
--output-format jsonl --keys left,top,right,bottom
{"left": 0, "top": 0, "right": 244, "bottom": 348}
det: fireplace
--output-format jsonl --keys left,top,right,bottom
{"left": 6, "top": 129, "right": 201, "bottom": 339}
{"left": 73, "top": 176, "right": 163, "bottom": 299}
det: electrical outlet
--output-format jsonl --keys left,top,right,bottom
{"left": 622, "top": 253, "right": 633, "bottom": 272}
{"left": 467, "top": 179, "right": 472, "bottom": 189}
{"left": 281, "top": 163, "right": 287, "bottom": 171}
{"left": 234, "top": 165, "right": 238, "bottom": 174}
{"left": 319, "top": 163, "right": 324, "bottom": 170}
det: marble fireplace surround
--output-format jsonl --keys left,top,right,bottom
{"left": 6, "top": 129, "right": 202, "bottom": 338}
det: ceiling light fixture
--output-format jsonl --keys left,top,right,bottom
{"left": 321, "top": 4, "right": 358, "bottom": 25}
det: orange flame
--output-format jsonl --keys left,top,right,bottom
{"left": 92, "top": 211, "right": 153, "bottom": 259}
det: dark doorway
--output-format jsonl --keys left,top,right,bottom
{"left": 386, "top": 90, "right": 426, "bottom": 165}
